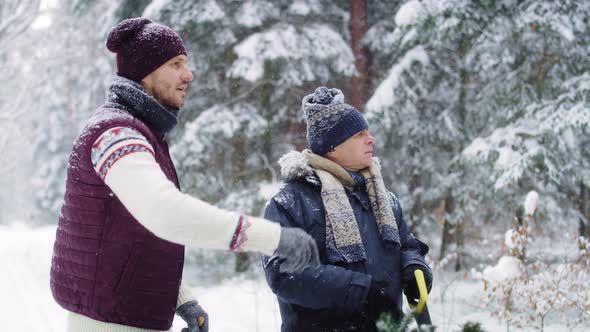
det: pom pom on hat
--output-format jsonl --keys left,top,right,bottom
{"left": 106, "top": 18, "right": 152, "bottom": 52}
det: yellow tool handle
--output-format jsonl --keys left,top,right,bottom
{"left": 408, "top": 269, "right": 428, "bottom": 314}
{"left": 197, "top": 316, "right": 205, "bottom": 327}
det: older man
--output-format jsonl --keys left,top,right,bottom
{"left": 49, "top": 18, "right": 318, "bottom": 332}
{"left": 262, "top": 87, "right": 432, "bottom": 331}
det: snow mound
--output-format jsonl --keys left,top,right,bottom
{"left": 482, "top": 255, "right": 525, "bottom": 282}
{"left": 524, "top": 191, "right": 539, "bottom": 216}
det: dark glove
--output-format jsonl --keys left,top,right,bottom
{"left": 274, "top": 227, "right": 320, "bottom": 273}
{"left": 402, "top": 265, "right": 432, "bottom": 302}
{"left": 365, "top": 279, "right": 391, "bottom": 319}
{"left": 176, "top": 300, "right": 208, "bottom": 332}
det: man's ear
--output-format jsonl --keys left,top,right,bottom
{"left": 324, "top": 149, "right": 336, "bottom": 161}
{"left": 139, "top": 75, "right": 152, "bottom": 94}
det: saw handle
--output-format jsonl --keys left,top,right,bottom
{"left": 408, "top": 269, "right": 428, "bottom": 314}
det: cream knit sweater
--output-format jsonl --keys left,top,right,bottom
{"left": 63, "top": 127, "right": 281, "bottom": 331}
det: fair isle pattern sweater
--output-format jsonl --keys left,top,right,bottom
{"left": 67, "top": 126, "right": 281, "bottom": 332}
{"left": 90, "top": 126, "right": 280, "bottom": 254}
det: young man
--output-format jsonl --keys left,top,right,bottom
{"left": 49, "top": 18, "right": 318, "bottom": 332}
{"left": 262, "top": 87, "right": 432, "bottom": 331}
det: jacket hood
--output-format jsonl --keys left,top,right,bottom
{"left": 278, "top": 150, "right": 319, "bottom": 185}
{"left": 277, "top": 150, "right": 382, "bottom": 185}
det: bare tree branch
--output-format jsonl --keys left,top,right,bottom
{"left": 0, "top": 0, "right": 41, "bottom": 53}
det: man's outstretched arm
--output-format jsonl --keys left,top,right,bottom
{"left": 91, "top": 127, "right": 319, "bottom": 268}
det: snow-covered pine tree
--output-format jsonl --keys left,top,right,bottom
{"left": 366, "top": 0, "right": 512, "bottom": 269}
{"left": 461, "top": 0, "right": 590, "bottom": 238}
{"left": 27, "top": 0, "right": 117, "bottom": 224}
{"left": 148, "top": 0, "right": 356, "bottom": 214}
{"left": 0, "top": 0, "right": 41, "bottom": 224}
{"left": 365, "top": 0, "right": 590, "bottom": 269}
{"left": 139, "top": 0, "right": 356, "bottom": 273}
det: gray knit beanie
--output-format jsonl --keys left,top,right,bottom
{"left": 302, "top": 87, "right": 368, "bottom": 155}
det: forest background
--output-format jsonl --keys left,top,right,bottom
{"left": 1, "top": 0, "right": 589, "bottom": 331}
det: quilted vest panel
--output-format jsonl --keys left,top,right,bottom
{"left": 50, "top": 107, "right": 184, "bottom": 330}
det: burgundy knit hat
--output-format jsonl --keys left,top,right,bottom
{"left": 106, "top": 18, "right": 187, "bottom": 82}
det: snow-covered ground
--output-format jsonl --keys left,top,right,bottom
{"left": 1, "top": 223, "right": 585, "bottom": 332}
{"left": 0, "top": 222, "right": 281, "bottom": 332}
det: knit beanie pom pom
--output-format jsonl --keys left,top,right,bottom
{"left": 106, "top": 18, "right": 152, "bottom": 53}
{"left": 311, "top": 86, "right": 334, "bottom": 105}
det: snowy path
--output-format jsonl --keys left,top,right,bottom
{"left": 0, "top": 223, "right": 281, "bottom": 332}
{"left": 1, "top": 223, "right": 585, "bottom": 332}
{"left": 0, "top": 224, "right": 65, "bottom": 331}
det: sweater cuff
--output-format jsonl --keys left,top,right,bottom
{"left": 176, "top": 282, "right": 196, "bottom": 309}
{"left": 234, "top": 216, "right": 281, "bottom": 256}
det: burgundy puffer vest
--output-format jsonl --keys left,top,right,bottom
{"left": 50, "top": 106, "right": 184, "bottom": 330}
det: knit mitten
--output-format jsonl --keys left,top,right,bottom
{"left": 402, "top": 265, "right": 433, "bottom": 302}
{"left": 176, "top": 300, "right": 208, "bottom": 332}
{"left": 274, "top": 227, "right": 320, "bottom": 273}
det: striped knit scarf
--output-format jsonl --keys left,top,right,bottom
{"left": 304, "top": 150, "right": 400, "bottom": 263}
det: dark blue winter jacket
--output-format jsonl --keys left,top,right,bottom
{"left": 262, "top": 155, "right": 430, "bottom": 332}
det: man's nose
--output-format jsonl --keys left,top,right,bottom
{"left": 183, "top": 68, "right": 194, "bottom": 82}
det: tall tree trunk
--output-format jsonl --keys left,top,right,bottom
{"left": 454, "top": 219, "right": 464, "bottom": 271}
{"left": 407, "top": 173, "right": 422, "bottom": 235}
{"left": 580, "top": 180, "right": 589, "bottom": 238}
{"left": 439, "top": 218, "right": 450, "bottom": 262}
{"left": 260, "top": 59, "right": 274, "bottom": 169}
{"left": 439, "top": 190, "right": 455, "bottom": 261}
{"left": 349, "top": 0, "right": 369, "bottom": 112}
{"left": 452, "top": 37, "right": 470, "bottom": 271}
